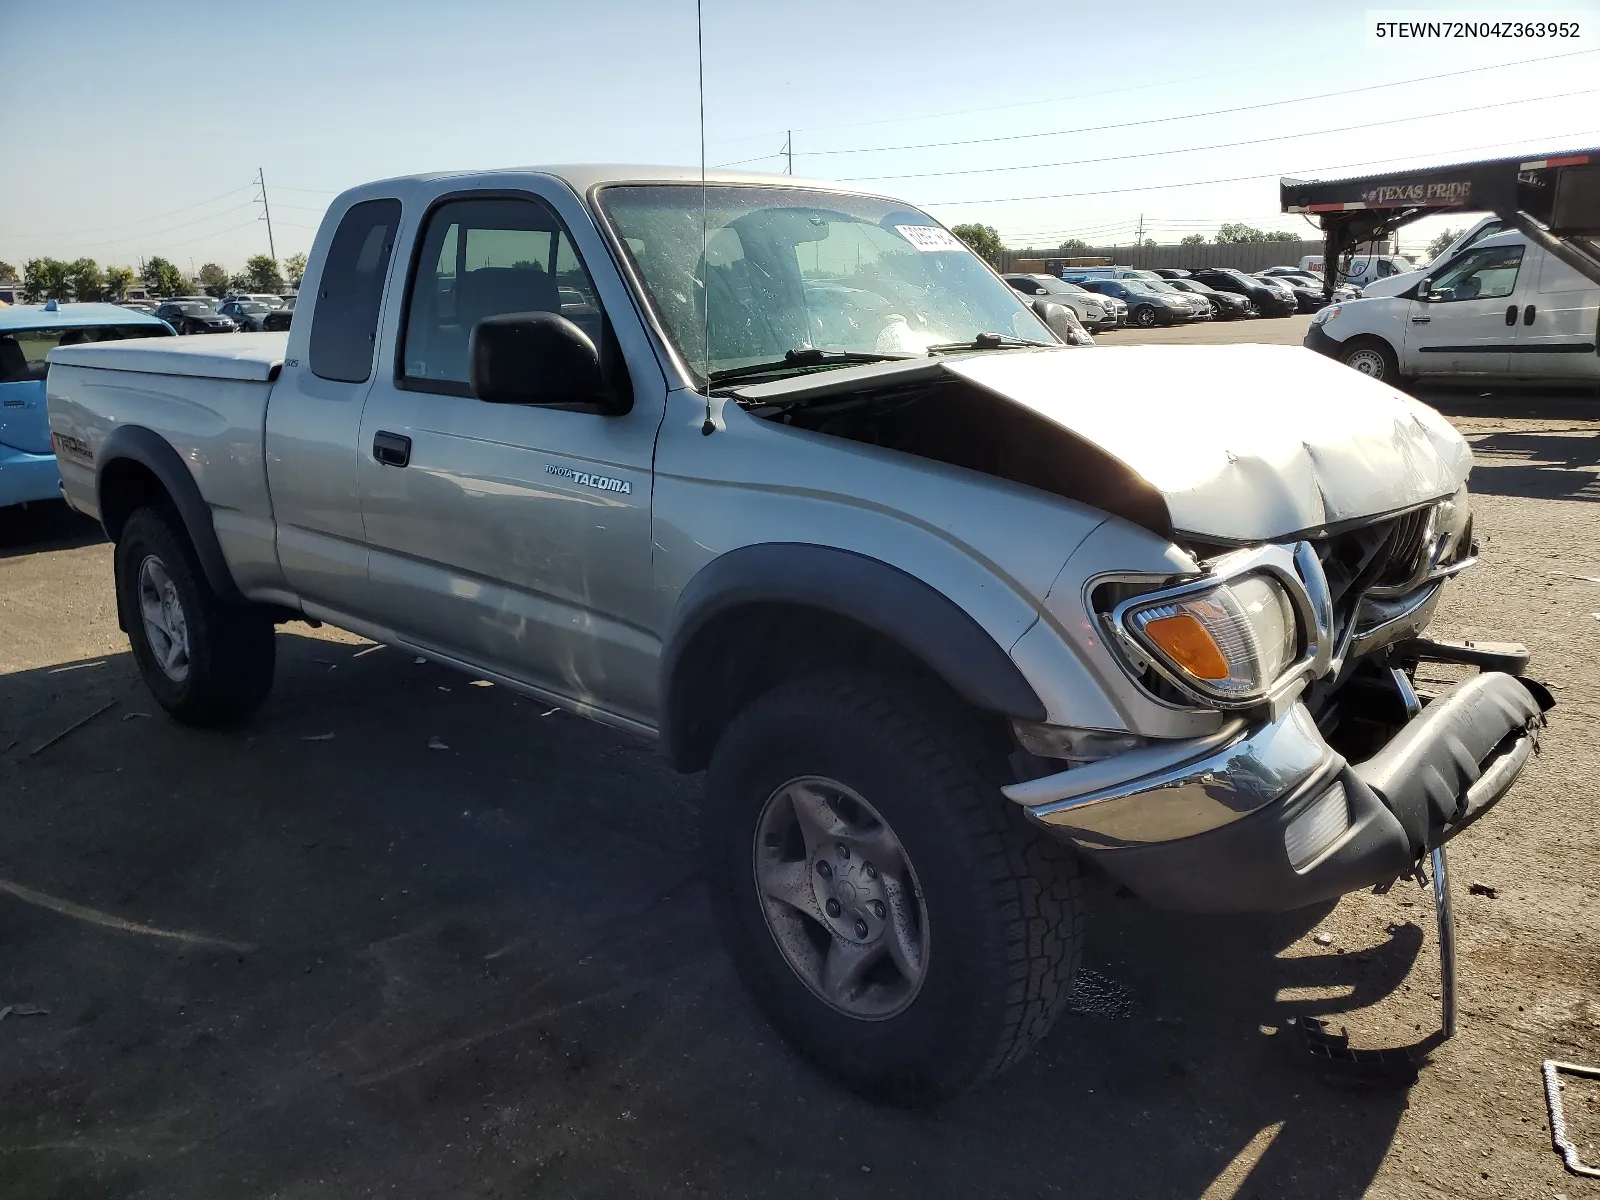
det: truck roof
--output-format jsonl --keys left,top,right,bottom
{"left": 334, "top": 163, "right": 883, "bottom": 201}
{"left": 0, "top": 302, "right": 171, "bottom": 332}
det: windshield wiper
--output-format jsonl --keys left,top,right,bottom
{"left": 707, "top": 348, "right": 915, "bottom": 388}
{"left": 924, "top": 332, "right": 1053, "bottom": 354}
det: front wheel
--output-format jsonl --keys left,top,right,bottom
{"left": 703, "top": 670, "right": 1082, "bottom": 1104}
{"left": 1132, "top": 305, "right": 1159, "bottom": 328}
{"left": 1339, "top": 335, "right": 1401, "bottom": 382}
{"left": 115, "top": 506, "right": 276, "bottom": 726}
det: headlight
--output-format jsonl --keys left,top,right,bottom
{"left": 1122, "top": 574, "right": 1299, "bottom": 701}
{"left": 1311, "top": 305, "right": 1340, "bottom": 326}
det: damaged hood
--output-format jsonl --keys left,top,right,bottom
{"left": 945, "top": 343, "right": 1472, "bottom": 541}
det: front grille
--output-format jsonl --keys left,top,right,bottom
{"left": 1370, "top": 507, "right": 1433, "bottom": 592}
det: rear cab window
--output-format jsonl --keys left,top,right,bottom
{"left": 310, "top": 198, "right": 403, "bottom": 383}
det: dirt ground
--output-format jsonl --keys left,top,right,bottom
{"left": 2, "top": 318, "right": 1598, "bottom": 1199}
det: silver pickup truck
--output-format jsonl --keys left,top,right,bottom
{"left": 45, "top": 165, "right": 1550, "bottom": 1102}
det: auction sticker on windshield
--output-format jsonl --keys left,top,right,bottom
{"left": 895, "top": 225, "right": 969, "bottom": 252}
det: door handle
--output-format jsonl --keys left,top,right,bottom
{"left": 1410, "top": 315, "right": 1431, "bottom": 324}
{"left": 1505, "top": 304, "right": 1518, "bottom": 326}
{"left": 1523, "top": 304, "right": 1536, "bottom": 325}
{"left": 372, "top": 430, "right": 411, "bottom": 467}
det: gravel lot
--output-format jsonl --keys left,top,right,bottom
{"left": 1, "top": 316, "right": 1597, "bottom": 1199}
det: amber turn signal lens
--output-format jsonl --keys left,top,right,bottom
{"left": 1139, "top": 613, "right": 1229, "bottom": 680}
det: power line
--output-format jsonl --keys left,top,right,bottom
{"left": 39, "top": 202, "right": 261, "bottom": 253}
{"left": 20, "top": 184, "right": 255, "bottom": 239}
{"left": 711, "top": 70, "right": 1217, "bottom": 150}
{"left": 794, "top": 48, "right": 1598, "bottom": 158}
{"left": 838, "top": 88, "right": 1599, "bottom": 182}
{"left": 920, "top": 129, "right": 1600, "bottom": 208}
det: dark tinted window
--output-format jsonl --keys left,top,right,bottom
{"left": 401, "top": 196, "right": 601, "bottom": 391}
{"left": 310, "top": 198, "right": 401, "bottom": 383}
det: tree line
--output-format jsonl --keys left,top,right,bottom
{"left": 0, "top": 252, "right": 310, "bottom": 302}
{"left": 949, "top": 222, "right": 1302, "bottom": 264}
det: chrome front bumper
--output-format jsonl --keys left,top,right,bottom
{"left": 1004, "top": 704, "right": 1334, "bottom": 846}
{"left": 1003, "top": 672, "right": 1546, "bottom": 912}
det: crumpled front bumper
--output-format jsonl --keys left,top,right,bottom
{"left": 1003, "top": 672, "right": 1546, "bottom": 913}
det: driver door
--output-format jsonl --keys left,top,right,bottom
{"left": 353, "top": 187, "right": 665, "bottom": 725}
{"left": 1401, "top": 243, "right": 1524, "bottom": 377}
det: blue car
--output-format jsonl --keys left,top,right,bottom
{"left": 0, "top": 300, "right": 172, "bottom": 508}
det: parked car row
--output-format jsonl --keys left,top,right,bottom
{"left": 109, "top": 291, "right": 297, "bottom": 333}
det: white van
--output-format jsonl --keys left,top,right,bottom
{"left": 1304, "top": 229, "right": 1600, "bottom": 386}
{"left": 1361, "top": 217, "right": 1510, "bottom": 299}
{"left": 1300, "top": 252, "right": 1414, "bottom": 289}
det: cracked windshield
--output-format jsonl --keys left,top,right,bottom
{"left": 600, "top": 185, "right": 1050, "bottom": 379}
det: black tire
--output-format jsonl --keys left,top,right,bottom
{"left": 1338, "top": 335, "right": 1401, "bottom": 383}
{"left": 1132, "top": 305, "right": 1159, "bottom": 328}
{"left": 115, "top": 506, "right": 275, "bottom": 727}
{"left": 703, "top": 670, "right": 1082, "bottom": 1104}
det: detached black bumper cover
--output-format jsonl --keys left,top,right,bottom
{"left": 1081, "top": 673, "right": 1545, "bottom": 913}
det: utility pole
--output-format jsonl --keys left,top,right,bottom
{"left": 1135, "top": 213, "right": 1145, "bottom": 245}
{"left": 256, "top": 167, "right": 277, "bottom": 262}
{"left": 784, "top": 130, "right": 793, "bottom": 175}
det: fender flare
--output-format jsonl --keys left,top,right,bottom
{"left": 96, "top": 425, "right": 245, "bottom": 604}
{"left": 659, "top": 542, "right": 1046, "bottom": 768}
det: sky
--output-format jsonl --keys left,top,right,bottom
{"left": 2, "top": 0, "right": 1598, "bottom": 275}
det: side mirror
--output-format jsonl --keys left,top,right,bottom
{"left": 1032, "top": 298, "right": 1094, "bottom": 346}
{"left": 469, "top": 312, "right": 602, "bottom": 407}
{"left": 1417, "top": 278, "right": 1434, "bottom": 301}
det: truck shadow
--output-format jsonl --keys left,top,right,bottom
{"left": 0, "top": 633, "right": 1428, "bottom": 1200}
{"left": 0, "top": 499, "right": 105, "bottom": 557}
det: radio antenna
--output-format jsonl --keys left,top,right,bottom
{"left": 697, "top": 0, "right": 715, "bottom": 436}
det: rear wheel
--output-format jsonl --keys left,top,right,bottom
{"left": 115, "top": 506, "right": 275, "bottom": 726}
{"left": 703, "top": 670, "right": 1082, "bottom": 1104}
{"left": 1339, "top": 335, "right": 1401, "bottom": 382}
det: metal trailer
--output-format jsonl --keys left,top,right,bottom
{"left": 1281, "top": 146, "right": 1600, "bottom": 300}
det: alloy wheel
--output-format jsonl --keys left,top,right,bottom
{"left": 137, "top": 554, "right": 191, "bottom": 681}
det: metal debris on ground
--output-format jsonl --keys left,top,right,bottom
{"left": 121, "top": 711, "right": 151, "bottom": 721}
{"left": 301, "top": 732, "right": 336, "bottom": 741}
{"left": 352, "top": 644, "right": 384, "bottom": 659}
{"left": 540, "top": 708, "right": 559, "bottom": 717}
{"left": 0, "top": 1004, "right": 49, "bottom": 1020}
{"left": 26, "top": 699, "right": 118, "bottom": 757}
{"left": 413, "top": 657, "right": 426, "bottom": 665}
{"left": 427, "top": 737, "right": 449, "bottom": 750}
{"left": 1469, "top": 881, "right": 1498, "bottom": 898}
{"left": 1067, "top": 969, "right": 1133, "bottom": 1018}
{"left": 1543, "top": 1060, "right": 1600, "bottom": 1178}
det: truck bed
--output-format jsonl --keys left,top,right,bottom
{"left": 49, "top": 332, "right": 288, "bottom": 382}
